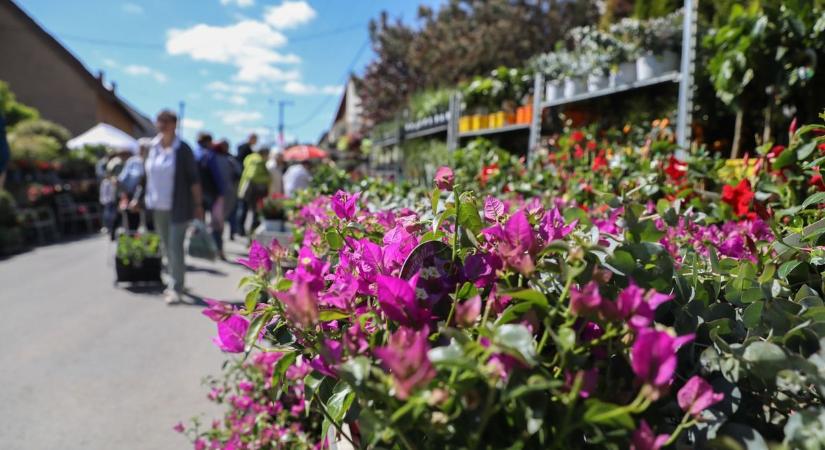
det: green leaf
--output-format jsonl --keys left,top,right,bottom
{"left": 245, "top": 286, "right": 261, "bottom": 313}
{"left": 457, "top": 197, "right": 483, "bottom": 235}
{"left": 494, "top": 324, "right": 537, "bottom": 366}
{"left": 321, "top": 382, "right": 356, "bottom": 442}
{"left": 244, "top": 310, "right": 273, "bottom": 352}
{"left": 796, "top": 141, "right": 818, "bottom": 161}
{"left": 802, "top": 192, "right": 825, "bottom": 209}
{"left": 274, "top": 278, "right": 292, "bottom": 292}
{"left": 325, "top": 230, "right": 344, "bottom": 250}
{"left": 506, "top": 289, "right": 549, "bottom": 309}
{"left": 742, "top": 301, "right": 763, "bottom": 329}
{"left": 778, "top": 260, "right": 802, "bottom": 279}
{"left": 743, "top": 341, "right": 787, "bottom": 380}
{"left": 583, "top": 399, "right": 635, "bottom": 429}
{"left": 430, "top": 187, "right": 440, "bottom": 214}
{"left": 339, "top": 356, "right": 371, "bottom": 387}
{"left": 319, "top": 309, "right": 350, "bottom": 322}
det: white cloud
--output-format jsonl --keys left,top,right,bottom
{"left": 264, "top": 1, "right": 316, "bottom": 30}
{"left": 220, "top": 0, "right": 254, "bottom": 7}
{"left": 283, "top": 81, "right": 341, "bottom": 96}
{"left": 166, "top": 20, "right": 300, "bottom": 83}
{"left": 206, "top": 81, "right": 255, "bottom": 95}
{"left": 122, "top": 2, "right": 143, "bottom": 14}
{"left": 216, "top": 110, "right": 263, "bottom": 125}
{"left": 213, "top": 93, "right": 248, "bottom": 105}
{"left": 123, "top": 64, "right": 168, "bottom": 83}
{"left": 102, "top": 58, "right": 118, "bottom": 68}
{"left": 182, "top": 118, "right": 205, "bottom": 132}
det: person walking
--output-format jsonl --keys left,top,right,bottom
{"left": 283, "top": 160, "right": 312, "bottom": 198}
{"left": 143, "top": 109, "right": 203, "bottom": 304}
{"left": 211, "top": 139, "right": 236, "bottom": 259}
{"left": 113, "top": 138, "right": 150, "bottom": 237}
{"left": 99, "top": 171, "right": 116, "bottom": 235}
{"left": 234, "top": 134, "right": 257, "bottom": 236}
{"left": 238, "top": 147, "right": 270, "bottom": 235}
{"left": 266, "top": 150, "right": 284, "bottom": 196}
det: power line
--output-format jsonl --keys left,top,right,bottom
{"left": 51, "top": 22, "right": 367, "bottom": 50}
{"left": 285, "top": 39, "right": 370, "bottom": 131}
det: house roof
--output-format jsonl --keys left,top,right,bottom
{"left": 3, "top": 0, "right": 155, "bottom": 136}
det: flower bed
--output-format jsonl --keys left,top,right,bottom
{"left": 181, "top": 115, "right": 825, "bottom": 449}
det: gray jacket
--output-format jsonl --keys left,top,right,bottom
{"left": 171, "top": 142, "right": 200, "bottom": 223}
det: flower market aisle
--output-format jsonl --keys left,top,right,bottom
{"left": 0, "top": 235, "right": 250, "bottom": 450}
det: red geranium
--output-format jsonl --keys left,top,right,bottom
{"left": 591, "top": 150, "right": 608, "bottom": 171}
{"left": 571, "top": 130, "right": 585, "bottom": 143}
{"left": 586, "top": 140, "right": 597, "bottom": 151}
{"left": 479, "top": 163, "right": 499, "bottom": 187}
{"left": 664, "top": 156, "right": 687, "bottom": 181}
{"left": 721, "top": 180, "right": 755, "bottom": 219}
{"left": 573, "top": 145, "right": 585, "bottom": 160}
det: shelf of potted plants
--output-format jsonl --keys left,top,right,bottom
{"left": 542, "top": 70, "right": 681, "bottom": 108}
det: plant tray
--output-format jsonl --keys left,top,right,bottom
{"left": 115, "top": 256, "right": 162, "bottom": 283}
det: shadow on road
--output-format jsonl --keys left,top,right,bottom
{"left": 185, "top": 264, "right": 228, "bottom": 276}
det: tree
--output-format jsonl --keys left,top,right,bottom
{"left": 357, "top": 0, "right": 601, "bottom": 127}
{"left": 0, "top": 80, "right": 39, "bottom": 128}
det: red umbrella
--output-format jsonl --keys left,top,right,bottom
{"left": 282, "top": 145, "right": 328, "bottom": 161}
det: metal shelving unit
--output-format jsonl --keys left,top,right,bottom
{"left": 541, "top": 71, "right": 681, "bottom": 108}
{"left": 458, "top": 123, "right": 530, "bottom": 139}
{"left": 369, "top": 0, "right": 698, "bottom": 168}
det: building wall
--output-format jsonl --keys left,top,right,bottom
{"left": 96, "top": 94, "right": 140, "bottom": 137}
{"left": 0, "top": 2, "right": 138, "bottom": 138}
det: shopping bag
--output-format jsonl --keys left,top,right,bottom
{"left": 187, "top": 219, "right": 217, "bottom": 261}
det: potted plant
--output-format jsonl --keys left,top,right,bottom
{"left": 258, "top": 194, "right": 288, "bottom": 232}
{"left": 609, "top": 18, "right": 642, "bottom": 85}
{"left": 115, "top": 232, "right": 162, "bottom": 283}
{"left": 529, "top": 51, "right": 565, "bottom": 101}
{"left": 561, "top": 52, "right": 587, "bottom": 97}
{"left": 636, "top": 9, "right": 682, "bottom": 79}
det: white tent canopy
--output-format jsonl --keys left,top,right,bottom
{"left": 67, "top": 123, "right": 138, "bottom": 153}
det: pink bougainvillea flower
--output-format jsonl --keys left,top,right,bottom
{"left": 616, "top": 282, "right": 673, "bottom": 330}
{"left": 274, "top": 281, "right": 319, "bottom": 329}
{"left": 376, "top": 273, "right": 430, "bottom": 328}
{"left": 212, "top": 314, "right": 250, "bottom": 353}
{"left": 202, "top": 298, "right": 235, "bottom": 323}
{"left": 237, "top": 240, "right": 272, "bottom": 273}
{"left": 374, "top": 326, "right": 435, "bottom": 399}
{"left": 564, "top": 367, "right": 599, "bottom": 398}
{"left": 630, "top": 420, "right": 669, "bottom": 450}
{"left": 309, "top": 339, "right": 343, "bottom": 378}
{"left": 173, "top": 422, "right": 185, "bottom": 433}
{"left": 631, "top": 329, "right": 694, "bottom": 390}
{"left": 434, "top": 166, "right": 454, "bottom": 190}
{"left": 483, "top": 196, "right": 505, "bottom": 222}
{"left": 287, "top": 247, "right": 329, "bottom": 292}
{"left": 455, "top": 295, "right": 481, "bottom": 327}
{"left": 482, "top": 209, "right": 537, "bottom": 275}
{"left": 463, "top": 252, "right": 502, "bottom": 288}
{"left": 319, "top": 270, "right": 358, "bottom": 310}
{"left": 677, "top": 375, "right": 724, "bottom": 417}
{"left": 539, "top": 207, "right": 577, "bottom": 243}
{"left": 331, "top": 190, "right": 360, "bottom": 220}
{"left": 569, "top": 281, "right": 604, "bottom": 317}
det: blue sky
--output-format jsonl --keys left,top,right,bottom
{"left": 16, "top": 0, "right": 440, "bottom": 148}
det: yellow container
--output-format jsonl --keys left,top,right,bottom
{"left": 459, "top": 116, "right": 470, "bottom": 133}
{"left": 471, "top": 115, "right": 482, "bottom": 131}
{"left": 494, "top": 112, "right": 505, "bottom": 128}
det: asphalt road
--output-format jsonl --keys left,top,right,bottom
{"left": 0, "top": 234, "right": 251, "bottom": 449}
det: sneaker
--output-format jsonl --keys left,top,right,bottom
{"left": 164, "top": 289, "right": 181, "bottom": 305}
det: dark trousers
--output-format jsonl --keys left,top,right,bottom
{"left": 235, "top": 200, "right": 249, "bottom": 236}
{"left": 110, "top": 210, "right": 141, "bottom": 240}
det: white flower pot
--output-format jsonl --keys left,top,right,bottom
{"left": 587, "top": 73, "right": 609, "bottom": 92}
{"left": 610, "top": 61, "right": 637, "bottom": 87}
{"left": 545, "top": 81, "right": 561, "bottom": 102}
{"left": 636, "top": 51, "right": 679, "bottom": 80}
{"left": 563, "top": 77, "right": 586, "bottom": 98}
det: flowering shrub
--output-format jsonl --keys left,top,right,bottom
{"left": 183, "top": 115, "right": 825, "bottom": 449}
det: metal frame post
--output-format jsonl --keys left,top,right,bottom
{"left": 527, "top": 73, "right": 544, "bottom": 165}
{"left": 676, "top": 0, "right": 698, "bottom": 152}
{"left": 447, "top": 92, "right": 461, "bottom": 151}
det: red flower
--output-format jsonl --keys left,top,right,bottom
{"left": 721, "top": 180, "right": 754, "bottom": 218}
{"left": 664, "top": 156, "right": 687, "bottom": 181}
{"left": 768, "top": 145, "right": 785, "bottom": 158}
{"left": 591, "top": 150, "right": 608, "bottom": 171}
{"left": 810, "top": 167, "right": 825, "bottom": 191}
{"left": 571, "top": 130, "right": 585, "bottom": 143}
{"left": 573, "top": 145, "right": 585, "bottom": 160}
{"left": 586, "top": 140, "right": 597, "bottom": 151}
{"left": 479, "top": 163, "right": 499, "bottom": 187}
{"left": 818, "top": 143, "right": 825, "bottom": 154}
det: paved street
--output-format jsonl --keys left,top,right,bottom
{"left": 0, "top": 234, "right": 251, "bottom": 449}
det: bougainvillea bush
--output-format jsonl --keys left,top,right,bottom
{"left": 181, "top": 115, "right": 825, "bottom": 449}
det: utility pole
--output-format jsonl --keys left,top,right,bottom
{"left": 278, "top": 100, "right": 294, "bottom": 150}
